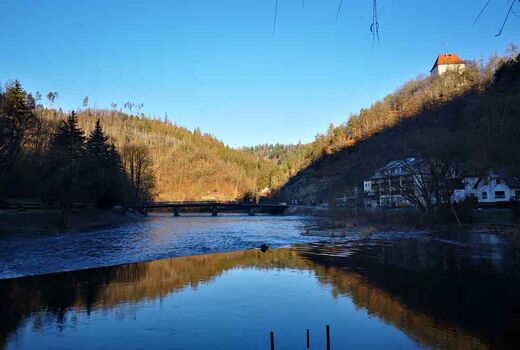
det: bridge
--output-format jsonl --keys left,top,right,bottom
{"left": 134, "top": 201, "right": 288, "bottom": 216}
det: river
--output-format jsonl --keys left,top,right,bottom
{"left": 0, "top": 214, "right": 325, "bottom": 278}
{"left": 1, "top": 214, "right": 519, "bottom": 349}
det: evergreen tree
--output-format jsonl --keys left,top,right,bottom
{"left": 44, "top": 111, "right": 85, "bottom": 227}
{"left": 0, "top": 81, "right": 38, "bottom": 200}
{"left": 84, "top": 119, "right": 125, "bottom": 209}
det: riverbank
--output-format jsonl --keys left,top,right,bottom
{"left": 288, "top": 205, "right": 520, "bottom": 239}
{"left": 0, "top": 208, "right": 143, "bottom": 235}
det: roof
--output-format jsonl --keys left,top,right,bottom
{"left": 430, "top": 53, "right": 464, "bottom": 72}
{"left": 472, "top": 170, "right": 520, "bottom": 190}
{"left": 370, "top": 158, "right": 417, "bottom": 180}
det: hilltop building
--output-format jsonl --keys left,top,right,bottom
{"left": 430, "top": 53, "right": 465, "bottom": 77}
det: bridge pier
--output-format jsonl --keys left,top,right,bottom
{"left": 212, "top": 206, "right": 218, "bottom": 216}
{"left": 248, "top": 207, "right": 255, "bottom": 216}
{"left": 173, "top": 207, "right": 179, "bottom": 216}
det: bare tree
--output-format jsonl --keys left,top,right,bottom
{"left": 121, "top": 143, "right": 156, "bottom": 205}
{"left": 381, "top": 129, "right": 466, "bottom": 224}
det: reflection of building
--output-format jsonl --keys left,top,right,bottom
{"left": 430, "top": 53, "right": 465, "bottom": 77}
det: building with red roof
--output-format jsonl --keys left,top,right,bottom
{"left": 430, "top": 53, "right": 466, "bottom": 76}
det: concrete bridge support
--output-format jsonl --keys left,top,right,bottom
{"left": 248, "top": 207, "right": 255, "bottom": 216}
{"left": 212, "top": 206, "right": 218, "bottom": 216}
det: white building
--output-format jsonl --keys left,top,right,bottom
{"left": 473, "top": 171, "right": 520, "bottom": 206}
{"left": 363, "top": 159, "right": 520, "bottom": 208}
{"left": 430, "top": 53, "right": 466, "bottom": 77}
{"left": 363, "top": 158, "right": 418, "bottom": 207}
{"left": 451, "top": 177, "right": 479, "bottom": 203}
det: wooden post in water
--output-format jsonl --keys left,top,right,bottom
{"left": 173, "top": 207, "right": 179, "bottom": 216}
{"left": 326, "top": 325, "right": 330, "bottom": 350}
{"left": 248, "top": 207, "right": 255, "bottom": 216}
{"left": 270, "top": 331, "right": 275, "bottom": 350}
{"left": 306, "top": 329, "right": 310, "bottom": 349}
{"left": 212, "top": 206, "right": 218, "bottom": 216}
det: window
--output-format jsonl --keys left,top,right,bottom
{"left": 495, "top": 191, "right": 505, "bottom": 199}
{"left": 481, "top": 191, "right": 488, "bottom": 199}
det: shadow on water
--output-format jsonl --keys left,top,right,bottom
{"left": 1, "top": 231, "right": 519, "bottom": 349}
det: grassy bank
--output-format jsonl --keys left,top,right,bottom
{"left": 0, "top": 208, "right": 142, "bottom": 235}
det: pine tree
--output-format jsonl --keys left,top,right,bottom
{"left": 0, "top": 81, "right": 38, "bottom": 200}
{"left": 84, "top": 119, "right": 125, "bottom": 209}
{"left": 44, "top": 111, "right": 85, "bottom": 227}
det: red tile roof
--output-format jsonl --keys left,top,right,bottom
{"left": 431, "top": 53, "right": 464, "bottom": 72}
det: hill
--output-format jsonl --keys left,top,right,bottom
{"left": 273, "top": 50, "right": 520, "bottom": 205}
{"left": 32, "top": 109, "right": 288, "bottom": 201}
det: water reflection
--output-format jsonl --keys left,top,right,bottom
{"left": 3, "top": 235, "right": 517, "bottom": 349}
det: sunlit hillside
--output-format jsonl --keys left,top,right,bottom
{"left": 35, "top": 109, "right": 284, "bottom": 201}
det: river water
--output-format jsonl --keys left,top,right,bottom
{"left": 1, "top": 214, "right": 519, "bottom": 349}
{"left": 0, "top": 214, "right": 325, "bottom": 278}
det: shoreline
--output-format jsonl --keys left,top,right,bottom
{"left": 0, "top": 208, "right": 143, "bottom": 236}
{"left": 287, "top": 205, "right": 520, "bottom": 239}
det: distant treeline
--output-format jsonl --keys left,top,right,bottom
{"left": 275, "top": 47, "right": 520, "bottom": 211}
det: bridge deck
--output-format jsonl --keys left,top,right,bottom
{"left": 136, "top": 201, "right": 288, "bottom": 210}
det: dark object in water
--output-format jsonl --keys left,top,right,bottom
{"left": 260, "top": 243, "right": 269, "bottom": 252}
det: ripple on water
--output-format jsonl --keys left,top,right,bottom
{"left": 0, "top": 215, "right": 328, "bottom": 278}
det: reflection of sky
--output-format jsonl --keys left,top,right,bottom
{"left": 9, "top": 268, "right": 419, "bottom": 350}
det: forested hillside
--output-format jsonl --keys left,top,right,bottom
{"left": 274, "top": 49, "right": 520, "bottom": 205}
{"left": 44, "top": 109, "right": 284, "bottom": 200}
{"left": 4, "top": 105, "right": 293, "bottom": 202}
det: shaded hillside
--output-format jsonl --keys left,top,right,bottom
{"left": 274, "top": 51, "right": 520, "bottom": 204}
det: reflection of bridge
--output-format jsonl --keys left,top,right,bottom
{"left": 135, "top": 201, "right": 288, "bottom": 216}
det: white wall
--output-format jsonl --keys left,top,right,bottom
{"left": 476, "top": 178, "right": 515, "bottom": 203}
{"left": 431, "top": 63, "right": 466, "bottom": 77}
{"left": 363, "top": 181, "right": 372, "bottom": 194}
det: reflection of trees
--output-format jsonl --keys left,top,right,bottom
{"left": 0, "top": 247, "right": 495, "bottom": 349}
{"left": 296, "top": 239, "right": 519, "bottom": 350}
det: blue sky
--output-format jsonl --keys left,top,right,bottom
{"left": 0, "top": 0, "right": 518, "bottom": 147}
